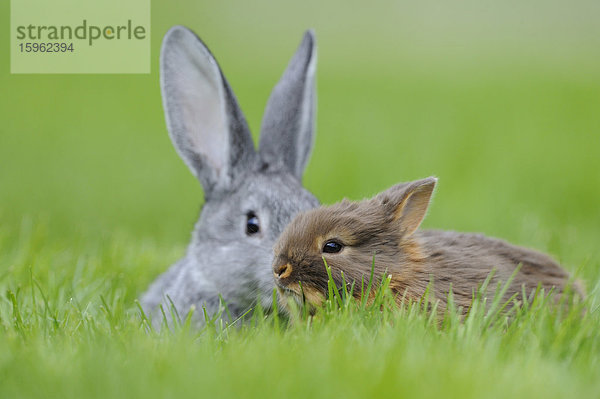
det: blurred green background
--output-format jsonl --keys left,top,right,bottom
{"left": 1, "top": 0, "right": 599, "bottom": 284}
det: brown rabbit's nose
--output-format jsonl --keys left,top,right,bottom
{"left": 274, "top": 263, "right": 293, "bottom": 279}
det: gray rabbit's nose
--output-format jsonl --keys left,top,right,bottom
{"left": 274, "top": 263, "right": 292, "bottom": 279}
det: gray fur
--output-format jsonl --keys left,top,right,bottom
{"left": 273, "top": 177, "right": 584, "bottom": 314}
{"left": 141, "top": 26, "right": 319, "bottom": 326}
{"left": 259, "top": 31, "right": 316, "bottom": 178}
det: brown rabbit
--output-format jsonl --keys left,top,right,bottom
{"left": 272, "top": 177, "right": 584, "bottom": 314}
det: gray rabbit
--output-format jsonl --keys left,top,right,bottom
{"left": 140, "top": 26, "right": 319, "bottom": 326}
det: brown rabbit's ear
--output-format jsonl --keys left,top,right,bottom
{"left": 378, "top": 177, "right": 437, "bottom": 237}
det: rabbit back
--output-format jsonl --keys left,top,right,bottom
{"left": 397, "top": 230, "right": 584, "bottom": 309}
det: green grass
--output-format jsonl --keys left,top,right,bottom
{"left": 1, "top": 0, "right": 600, "bottom": 397}
{"left": 1, "top": 224, "right": 598, "bottom": 398}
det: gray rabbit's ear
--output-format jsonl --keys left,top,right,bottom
{"left": 258, "top": 30, "right": 317, "bottom": 179}
{"left": 379, "top": 177, "right": 438, "bottom": 237}
{"left": 160, "top": 26, "right": 256, "bottom": 196}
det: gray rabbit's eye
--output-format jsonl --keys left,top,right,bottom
{"left": 323, "top": 240, "right": 343, "bottom": 254}
{"left": 246, "top": 212, "right": 260, "bottom": 235}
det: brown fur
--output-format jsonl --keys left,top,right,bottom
{"left": 272, "top": 177, "right": 584, "bottom": 314}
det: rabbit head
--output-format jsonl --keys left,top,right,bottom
{"left": 273, "top": 178, "right": 437, "bottom": 309}
{"left": 141, "top": 26, "right": 320, "bottom": 324}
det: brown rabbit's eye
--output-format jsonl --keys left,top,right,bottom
{"left": 246, "top": 212, "right": 260, "bottom": 235}
{"left": 323, "top": 240, "right": 343, "bottom": 254}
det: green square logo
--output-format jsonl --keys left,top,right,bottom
{"left": 11, "top": 0, "right": 150, "bottom": 73}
